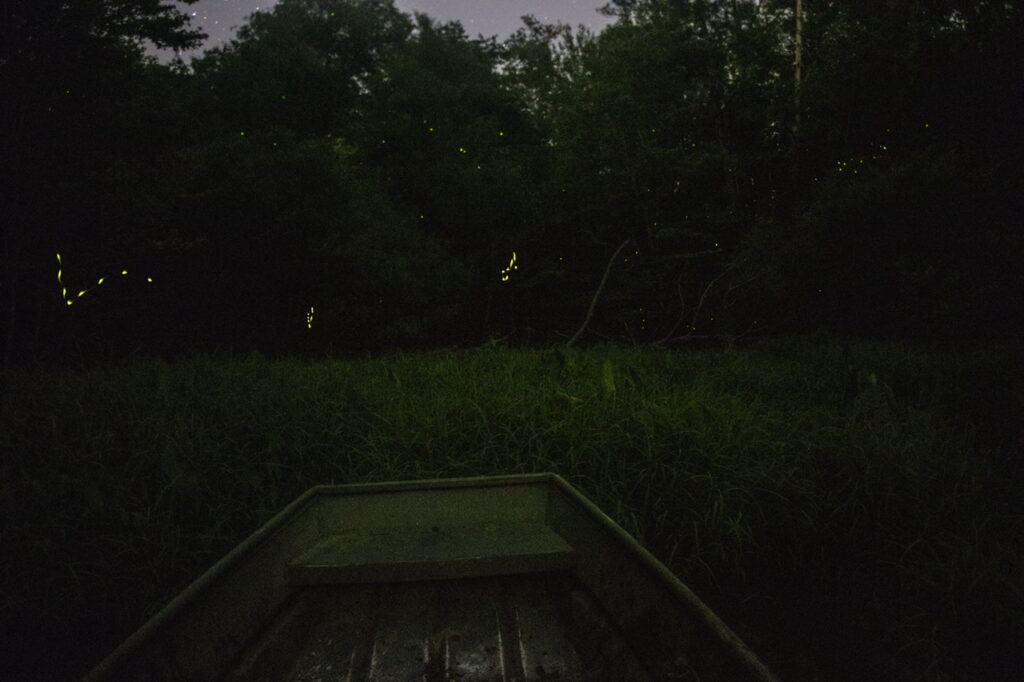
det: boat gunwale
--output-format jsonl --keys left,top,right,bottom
{"left": 544, "top": 473, "right": 780, "bottom": 682}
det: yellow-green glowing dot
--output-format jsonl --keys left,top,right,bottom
{"left": 458, "top": 147, "right": 466, "bottom": 153}
{"left": 240, "top": 131, "right": 245, "bottom": 136}
{"left": 121, "top": 270, "right": 127, "bottom": 275}
{"left": 146, "top": 277, "right": 153, "bottom": 283}
{"left": 97, "top": 278, "right": 104, "bottom": 285}
{"left": 499, "top": 131, "right": 504, "bottom": 136}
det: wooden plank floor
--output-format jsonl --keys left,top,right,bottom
{"left": 225, "top": 571, "right": 653, "bottom": 681}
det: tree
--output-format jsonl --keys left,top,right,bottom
{"left": 156, "top": 4, "right": 540, "bottom": 355}
{"left": 736, "top": 0, "right": 1024, "bottom": 341}
{"left": 189, "top": 0, "right": 413, "bottom": 138}
{"left": 510, "top": 3, "right": 785, "bottom": 344}
{"left": 350, "top": 13, "right": 548, "bottom": 343}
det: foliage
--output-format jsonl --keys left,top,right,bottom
{"left": 742, "top": 144, "right": 1024, "bottom": 341}
{"left": 2, "top": 0, "right": 1022, "bottom": 367}
{"left": 1, "top": 0, "right": 207, "bottom": 370}
{"left": 188, "top": 0, "right": 413, "bottom": 137}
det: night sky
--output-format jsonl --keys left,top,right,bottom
{"left": 148, "top": 0, "right": 616, "bottom": 63}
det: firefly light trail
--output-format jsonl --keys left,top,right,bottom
{"left": 56, "top": 253, "right": 152, "bottom": 306}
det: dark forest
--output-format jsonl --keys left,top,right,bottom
{"left": 3, "top": 0, "right": 1021, "bottom": 367}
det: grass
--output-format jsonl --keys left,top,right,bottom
{"left": 1, "top": 334, "right": 1021, "bottom": 681}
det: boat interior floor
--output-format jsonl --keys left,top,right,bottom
{"left": 224, "top": 570, "right": 656, "bottom": 682}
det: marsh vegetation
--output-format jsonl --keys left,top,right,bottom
{"left": 1, "top": 334, "right": 1020, "bottom": 680}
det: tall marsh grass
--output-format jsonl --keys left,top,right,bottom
{"left": 0, "top": 335, "right": 1020, "bottom": 680}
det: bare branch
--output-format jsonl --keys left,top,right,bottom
{"left": 655, "top": 270, "right": 688, "bottom": 346}
{"left": 652, "top": 266, "right": 763, "bottom": 348}
{"left": 691, "top": 267, "right": 731, "bottom": 329}
{"left": 566, "top": 239, "right": 632, "bottom": 348}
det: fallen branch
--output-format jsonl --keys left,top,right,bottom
{"left": 659, "top": 319, "right": 763, "bottom": 346}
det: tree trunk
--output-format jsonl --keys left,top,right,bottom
{"left": 3, "top": 265, "right": 14, "bottom": 375}
{"left": 794, "top": 0, "right": 803, "bottom": 127}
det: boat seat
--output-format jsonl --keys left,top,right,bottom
{"left": 288, "top": 521, "right": 575, "bottom": 584}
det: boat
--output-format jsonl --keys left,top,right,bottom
{"left": 85, "top": 473, "right": 779, "bottom": 681}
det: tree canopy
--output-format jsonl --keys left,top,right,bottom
{"left": 3, "top": 0, "right": 1021, "bottom": 370}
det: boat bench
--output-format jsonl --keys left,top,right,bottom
{"left": 288, "top": 521, "right": 576, "bottom": 584}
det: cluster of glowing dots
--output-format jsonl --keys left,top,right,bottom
{"left": 815, "top": 143, "right": 888, "bottom": 181}
{"left": 834, "top": 144, "right": 887, "bottom": 174}
{"left": 415, "top": 120, "right": 504, "bottom": 169}
{"left": 818, "top": 125, "right": 929, "bottom": 181}
{"left": 307, "top": 306, "right": 315, "bottom": 329}
{"left": 56, "top": 253, "right": 151, "bottom": 306}
{"left": 500, "top": 252, "right": 518, "bottom": 282}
